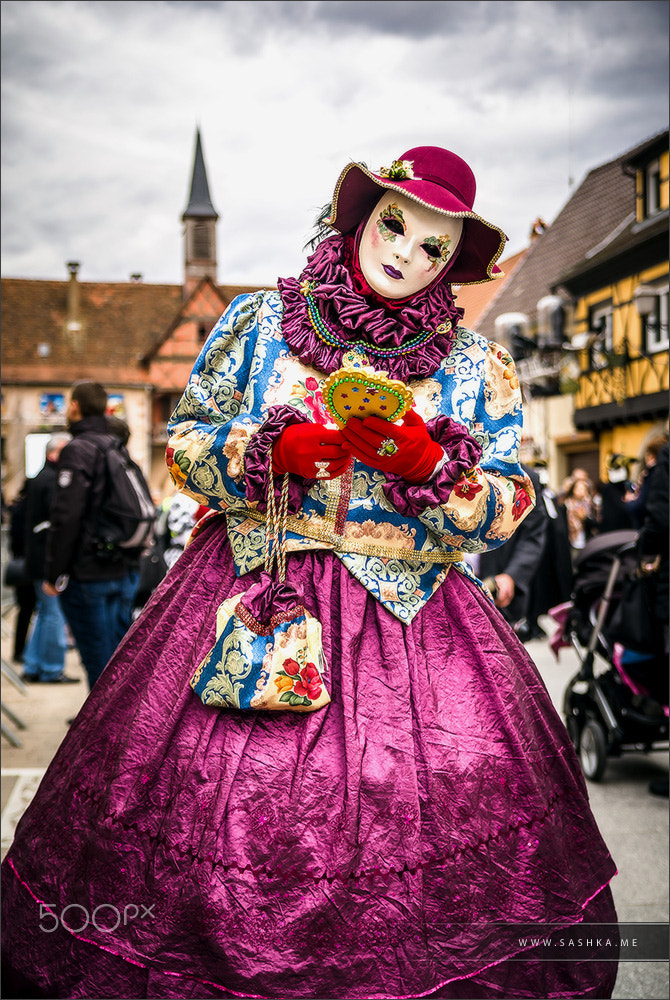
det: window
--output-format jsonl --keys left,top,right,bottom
{"left": 198, "top": 320, "right": 215, "bottom": 344}
{"left": 644, "top": 159, "right": 661, "bottom": 218}
{"left": 192, "top": 222, "right": 213, "bottom": 259}
{"left": 644, "top": 283, "right": 669, "bottom": 354}
{"left": 588, "top": 302, "right": 613, "bottom": 370}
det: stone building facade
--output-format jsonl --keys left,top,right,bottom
{"left": 1, "top": 130, "right": 260, "bottom": 501}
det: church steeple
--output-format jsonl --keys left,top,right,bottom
{"left": 182, "top": 129, "right": 218, "bottom": 297}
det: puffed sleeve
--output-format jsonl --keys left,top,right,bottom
{"left": 165, "top": 292, "right": 312, "bottom": 513}
{"left": 383, "top": 342, "right": 535, "bottom": 555}
{"left": 165, "top": 293, "right": 260, "bottom": 510}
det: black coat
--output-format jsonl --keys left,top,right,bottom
{"left": 478, "top": 466, "right": 548, "bottom": 623}
{"left": 638, "top": 443, "right": 669, "bottom": 628}
{"left": 44, "top": 415, "right": 137, "bottom": 586}
{"left": 8, "top": 483, "right": 29, "bottom": 560}
{"left": 525, "top": 488, "right": 574, "bottom": 621}
{"left": 24, "top": 458, "right": 59, "bottom": 581}
{"left": 596, "top": 480, "right": 635, "bottom": 533}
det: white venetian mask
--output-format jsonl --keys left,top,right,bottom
{"left": 358, "top": 192, "right": 463, "bottom": 299}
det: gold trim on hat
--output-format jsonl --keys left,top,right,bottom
{"left": 328, "top": 160, "right": 508, "bottom": 285}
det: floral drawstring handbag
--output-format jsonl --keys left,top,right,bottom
{"left": 190, "top": 454, "right": 331, "bottom": 713}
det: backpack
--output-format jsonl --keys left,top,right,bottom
{"left": 93, "top": 439, "right": 157, "bottom": 555}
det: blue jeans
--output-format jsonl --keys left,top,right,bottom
{"left": 59, "top": 572, "right": 139, "bottom": 688}
{"left": 22, "top": 582, "right": 68, "bottom": 681}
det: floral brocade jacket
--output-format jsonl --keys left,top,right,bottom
{"left": 166, "top": 290, "right": 534, "bottom": 623}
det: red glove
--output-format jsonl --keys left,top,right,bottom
{"left": 272, "top": 423, "right": 352, "bottom": 480}
{"left": 340, "top": 409, "right": 443, "bottom": 483}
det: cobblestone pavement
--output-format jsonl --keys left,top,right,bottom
{"left": 2, "top": 600, "right": 668, "bottom": 998}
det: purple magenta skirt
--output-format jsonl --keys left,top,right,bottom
{"left": 1, "top": 515, "right": 617, "bottom": 999}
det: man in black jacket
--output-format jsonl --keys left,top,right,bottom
{"left": 43, "top": 381, "right": 141, "bottom": 689}
{"left": 22, "top": 432, "right": 77, "bottom": 683}
{"left": 628, "top": 440, "right": 668, "bottom": 798}
{"left": 638, "top": 443, "right": 669, "bottom": 710}
{"left": 595, "top": 453, "right": 636, "bottom": 533}
{"left": 476, "top": 464, "right": 549, "bottom": 637}
{"left": 7, "top": 481, "right": 36, "bottom": 664}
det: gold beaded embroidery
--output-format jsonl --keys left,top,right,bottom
{"left": 240, "top": 507, "right": 462, "bottom": 566}
{"left": 234, "top": 600, "right": 306, "bottom": 637}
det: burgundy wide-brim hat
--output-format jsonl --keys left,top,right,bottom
{"left": 327, "top": 146, "right": 508, "bottom": 285}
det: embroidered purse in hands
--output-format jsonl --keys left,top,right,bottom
{"left": 190, "top": 452, "right": 331, "bottom": 712}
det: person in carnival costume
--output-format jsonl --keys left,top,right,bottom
{"left": 1, "top": 146, "right": 618, "bottom": 999}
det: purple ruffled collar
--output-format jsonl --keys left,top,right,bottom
{"left": 277, "top": 233, "right": 464, "bottom": 381}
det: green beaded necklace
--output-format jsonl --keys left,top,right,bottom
{"left": 300, "top": 284, "right": 452, "bottom": 359}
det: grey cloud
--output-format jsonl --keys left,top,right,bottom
{"left": 1, "top": 0, "right": 667, "bottom": 285}
{"left": 159, "top": 0, "right": 483, "bottom": 42}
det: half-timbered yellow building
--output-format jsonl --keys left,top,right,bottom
{"left": 563, "top": 133, "right": 668, "bottom": 479}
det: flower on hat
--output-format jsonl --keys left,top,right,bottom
{"left": 378, "top": 159, "right": 415, "bottom": 181}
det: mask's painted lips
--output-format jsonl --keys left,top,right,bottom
{"left": 382, "top": 264, "right": 403, "bottom": 279}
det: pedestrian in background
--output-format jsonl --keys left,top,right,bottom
{"left": 476, "top": 463, "right": 548, "bottom": 638}
{"left": 595, "top": 453, "right": 636, "bottom": 533}
{"left": 42, "top": 381, "right": 141, "bottom": 689}
{"left": 6, "top": 482, "right": 36, "bottom": 664}
{"left": 624, "top": 435, "right": 668, "bottom": 530}
{"left": 105, "top": 413, "right": 147, "bottom": 623}
{"left": 560, "top": 472, "right": 597, "bottom": 557}
{"left": 521, "top": 461, "right": 573, "bottom": 636}
{"left": 21, "top": 432, "right": 78, "bottom": 684}
{"left": 638, "top": 441, "right": 669, "bottom": 796}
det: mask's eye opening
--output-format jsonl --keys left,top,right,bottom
{"left": 380, "top": 215, "right": 404, "bottom": 236}
{"left": 421, "top": 242, "right": 442, "bottom": 259}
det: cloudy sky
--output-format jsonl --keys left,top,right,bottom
{"left": 1, "top": 0, "right": 668, "bottom": 289}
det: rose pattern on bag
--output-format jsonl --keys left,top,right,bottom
{"left": 192, "top": 592, "right": 330, "bottom": 713}
{"left": 273, "top": 655, "right": 323, "bottom": 706}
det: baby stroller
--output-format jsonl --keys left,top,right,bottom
{"left": 549, "top": 529, "right": 669, "bottom": 781}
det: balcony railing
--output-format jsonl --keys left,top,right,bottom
{"left": 575, "top": 351, "right": 669, "bottom": 410}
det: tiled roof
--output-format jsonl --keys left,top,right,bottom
{"left": 453, "top": 247, "right": 528, "bottom": 330}
{"left": 0, "top": 277, "right": 258, "bottom": 385}
{"left": 2, "top": 278, "right": 180, "bottom": 376}
{"left": 474, "top": 131, "right": 668, "bottom": 340}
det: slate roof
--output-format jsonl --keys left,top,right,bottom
{"left": 558, "top": 209, "right": 669, "bottom": 288}
{"left": 475, "top": 130, "right": 669, "bottom": 341}
{"left": 182, "top": 128, "right": 219, "bottom": 220}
